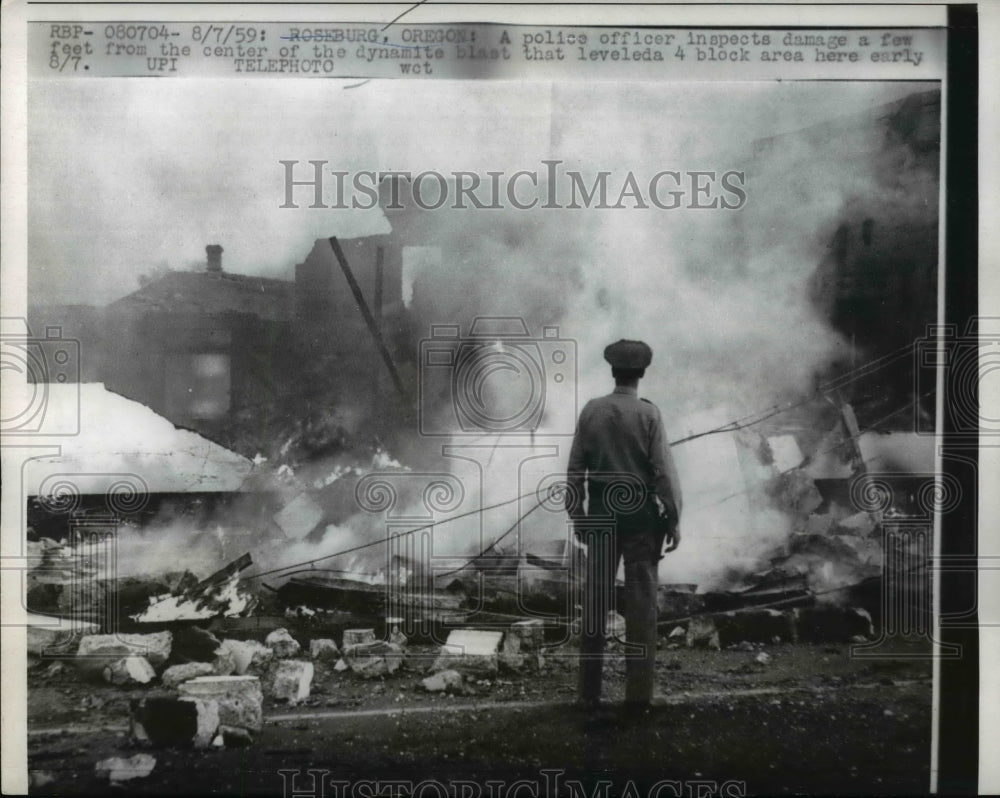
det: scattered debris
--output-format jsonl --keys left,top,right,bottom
{"left": 171, "top": 627, "right": 223, "bottom": 663}
{"left": 431, "top": 629, "right": 503, "bottom": 675}
{"left": 161, "top": 662, "right": 216, "bottom": 689}
{"left": 278, "top": 573, "right": 466, "bottom": 622}
{"left": 182, "top": 697, "right": 223, "bottom": 749}
{"left": 421, "top": 670, "right": 464, "bottom": 693}
{"left": 657, "top": 585, "right": 704, "bottom": 621}
{"left": 217, "top": 638, "right": 273, "bottom": 675}
{"left": 715, "top": 608, "right": 798, "bottom": 647}
{"left": 103, "top": 655, "right": 157, "bottom": 685}
{"left": 212, "top": 649, "right": 237, "bottom": 676}
{"left": 271, "top": 660, "right": 314, "bottom": 703}
{"left": 27, "top": 614, "right": 99, "bottom": 657}
{"left": 177, "top": 675, "right": 263, "bottom": 733}
{"left": 41, "top": 661, "right": 67, "bottom": 678}
{"left": 386, "top": 617, "right": 408, "bottom": 648}
{"left": 501, "top": 619, "right": 546, "bottom": 670}
{"left": 265, "top": 628, "right": 302, "bottom": 658}
{"left": 95, "top": 753, "right": 156, "bottom": 784}
{"left": 343, "top": 629, "right": 377, "bottom": 647}
{"left": 343, "top": 641, "right": 404, "bottom": 678}
{"left": 685, "top": 617, "right": 721, "bottom": 650}
{"left": 605, "top": 611, "right": 626, "bottom": 642}
{"left": 309, "top": 638, "right": 340, "bottom": 662}
{"left": 133, "top": 572, "right": 256, "bottom": 623}
{"left": 76, "top": 632, "right": 172, "bottom": 678}
{"left": 131, "top": 696, "right": 219, "bottom": 749}
{"left": 29, "top": 771, "right": 55, "bottom": 790}
{"left": 795, "top": 606, "right": 874, "bottom": 643}
{"left": 835, "top": 510, "right": 878, "bottom": 537}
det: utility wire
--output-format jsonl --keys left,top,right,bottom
{"left": 244, "top": 346, "right": 925, "bottom": 585}
{"left": 691, "top": 389, "right": 935, "bottom": 514}
{"left": 245, "top": 488, "right": 544, "bottom": 581}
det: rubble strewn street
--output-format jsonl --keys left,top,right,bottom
{"left": 28, "top": 621, "right": 932, "bottom": 794}
{"left": 21, "top": 408, "right": 939, "bottom": 795}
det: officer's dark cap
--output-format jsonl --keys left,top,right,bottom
{"left": 603, "top": 339, "right": 652, "bottom": 370}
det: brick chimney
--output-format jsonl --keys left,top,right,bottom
{"left": 206, "top": 244, "right": 223, "bottom": 272}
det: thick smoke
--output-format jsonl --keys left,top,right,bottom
{"left": 381, "top": 82, "right": 934, "bottom": 588}
{"left": 28, "top": 79, "right": 936, "bottom": 590}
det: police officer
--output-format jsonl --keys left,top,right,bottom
{"left": 566, "top": 339, "right": 683, "bottom": 712}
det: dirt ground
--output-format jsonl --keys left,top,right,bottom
{"left": 24, "top": 635, "right": 932, "bottom": 796}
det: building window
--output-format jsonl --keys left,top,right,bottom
{"left": 165, "top": 353, "right": 231, "bottom": 420}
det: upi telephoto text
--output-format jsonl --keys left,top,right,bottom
{"left": 279, "top": 161, "right": 748, "bottom": 211}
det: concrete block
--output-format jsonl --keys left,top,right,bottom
{"left": 431, "top": 629, "right": 503, "bottom": 674}
{"left": 685, "top": 617, "right": 721, "bottom": 650}
{"left": 309, "top": 638, "right": 340, "bottom": 662}
{"left": 76, "top": 632, "right": 172, "bottom": 677}
{"left": 27, "top": 615, "right": 99, "bottom": 656}
{"left": 177, "top": 675, "right": 263, "bottom": 732}
{"left": 95, "top": 753, "right": 156, "bottom": 784}
{"left": 264, "top": 628, "right": 302, "bottom": 658}
{"left": 179, "top": 697, "right": 221, "bottom": 748}
{"left": 217, "top": 639, "right": 272, "bottom": 675}
{"left": 500, "top": 619, "right": 546, "bottom": 670}
{"left": 421, "top": 670, "right": 463, "bottom": 693}
{"left": 342, "top": 629, "right": 377, "bottom": 647}
{"left": 343, "top": 641, "right": 404, "bottom": 678}
{"left": 130, "top": 696, "right": 219, "bottom": 749}
{"left": 161, "top": 662, "right": 215, "bottom": 689}
{"left": 509, "top": 619, "right": 546, "bottom": 650}
{"left": 271, "top": 660, "right": 314, "bottom": 703}
{"left": 103, "top": 655, "right": 156, "bottom": 685}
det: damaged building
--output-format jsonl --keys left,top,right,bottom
{"left": 19, "top": 88, "right": 946, "bottom": 789}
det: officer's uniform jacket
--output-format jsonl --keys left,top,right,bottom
{"left": 565, "top": 385, "right": 683, "bottom": 524}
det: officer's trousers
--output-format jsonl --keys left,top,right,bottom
{"left": 578, "top": 517, "right": 665, "bottom": 705}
